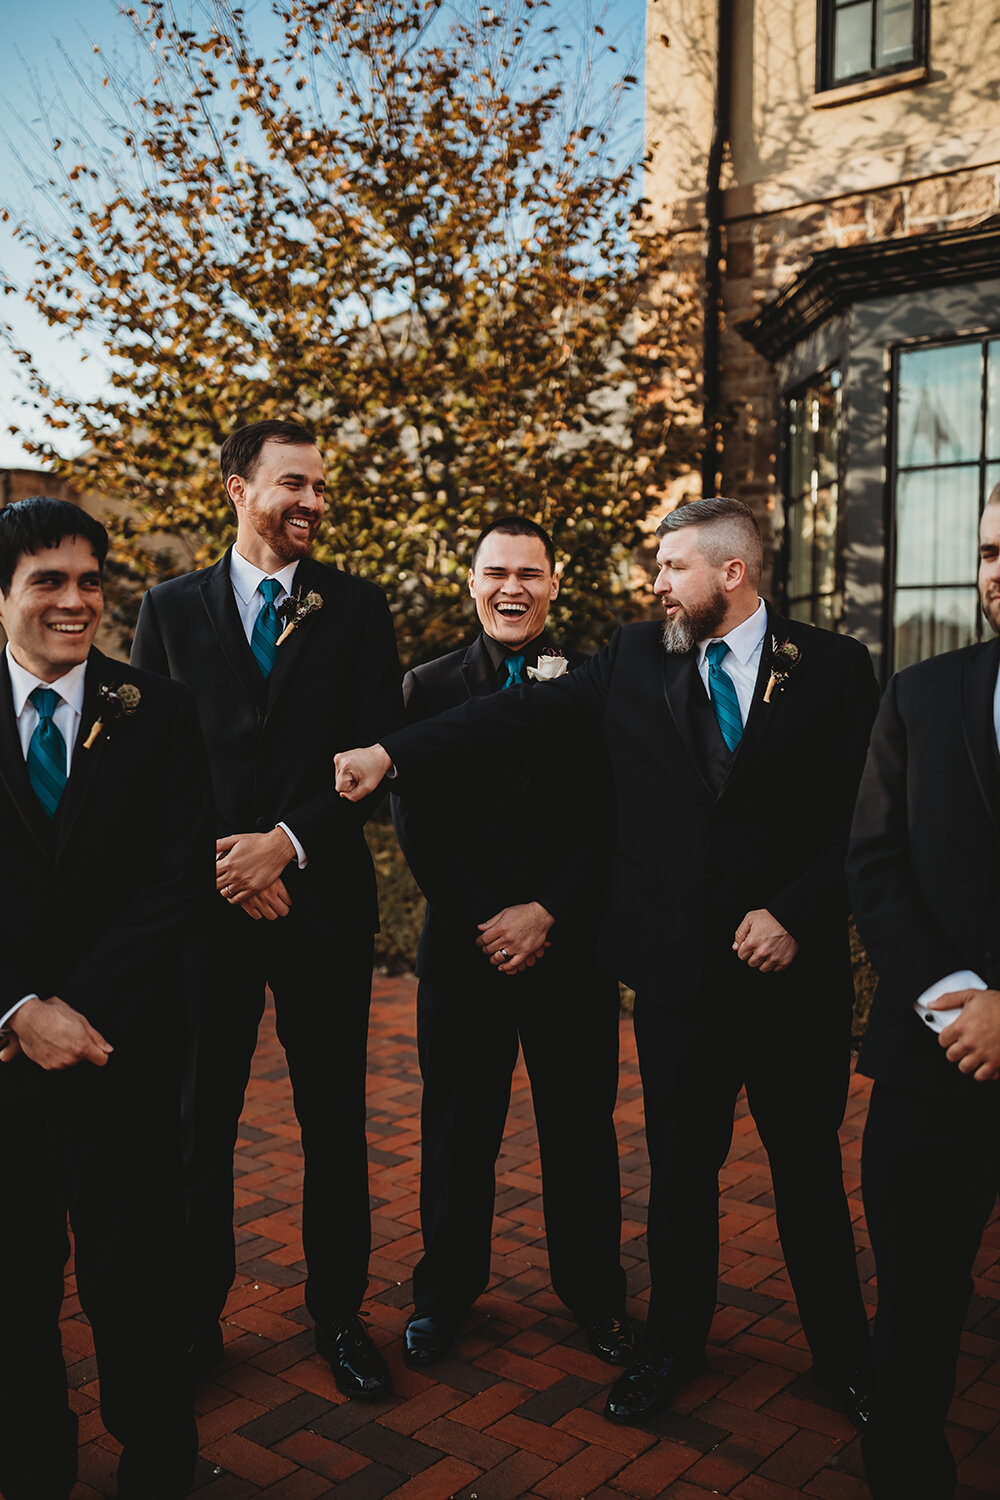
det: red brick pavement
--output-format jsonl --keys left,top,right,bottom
{"left": 63, "top": 976, "right": 1000, "bottom": 1498}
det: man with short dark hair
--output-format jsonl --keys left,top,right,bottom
{"left": 391, "top": 516, "right": 632, "bottom": 1368}
{"left": 0, "top": 496, "right": 212, "bottom": 1500}
{"left": 132, "top": 420, "right": 402, "bottom": 1398}
{"left": 336, "top": 497, "right": 877, "bottom": 1425}
{"left": 848, "top": 482, "right": 1000, "bottom": 1498}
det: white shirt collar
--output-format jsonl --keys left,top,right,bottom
{"left": 697, "top": 597, "right": 767, "bottom": 668}
{"left": 229, "top": 547, "right": 299, "bottom": 608}
{"left": 6, "top": 645, "right": 89, "bottom": 719}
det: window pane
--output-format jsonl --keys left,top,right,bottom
{"left": 894, "top": 588, "right": 979, "bottom": 671}
{"left": 789, "top": 598, "right": 814, "bottom": 625}
{"left": 787, "top": 498, "right": 814, "bottom": 598}
{"left": 895, "top": 468, "right": 979, "bottom": 587}
{"left": 876, "top": 0, "right": 915, "bottom": 66}
{"left": 814, "top": 483, "right": 839, "bottom": 595}
{"left": 814, "top": 594, "right": 838, "bottom": 632}
{"left": 834, "top": 0, "right": 874, "bottom": 81}
{"left": 788, "top": 397, "right": 812, "bottom": 499}
{"left": 897, "top": 343, "right": 984, "bottom": 467}
{"left": 987, "top": 340, "right": 1000, "bottom": 461}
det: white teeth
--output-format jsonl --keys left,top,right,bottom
{"left": 49, "top": 624, "right": 86, "bottom": 632}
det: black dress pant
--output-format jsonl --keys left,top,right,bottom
{"left": 861, "top": 1079, "right": 1000, "bottom": 1499}
{"left": 633, "top": 946, "right": 870, "bottom": 1376}
{"left": 0, "top": 1039, "right": 196, "bottom": 1500}
{"left": 185, "top": 895, "right": 374, "bottom": 1329}
{"left": 413, "top": 958, "right": 625, "bottom": 1322}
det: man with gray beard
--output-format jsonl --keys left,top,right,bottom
{"left": 335, "top": 498, "right": 878, "bottom": 1425}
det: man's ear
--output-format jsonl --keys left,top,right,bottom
{"left": 549, "top": 570, "right": 560, "bottom": 601}
{"left": 723, "top": 558, "right": 747, "bottom": 592}
{"left": 467, "top": 568, "right": 477, "bottom": 599}
{"left": 226, "top": 474, "right": 245, "bottom": 511}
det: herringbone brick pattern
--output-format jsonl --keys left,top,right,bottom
{"left": 63, "top": 976, "right": 1000, "bottom": 1498}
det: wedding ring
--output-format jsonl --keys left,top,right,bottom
{"left": 499, "top": 948, "right": 510, "bottom": 960}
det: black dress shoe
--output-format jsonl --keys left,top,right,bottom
{"left": 815, "top": 1366, "right": 872, "bottom": 1429}
{"left": 584, "top": 1315, "right": 639, "bottom": 1365}
{"left": 316, "top": 1314, "right": 391, "bottom": 1400}
{"left": 403, "top": 1313, "right": 460, "bottom": 1368}
{"left": 186, "top": 1321, "right": 224, "bottom": 1378}
{"left": 604, "top": 1351, "right": 706, "bottom": 1424}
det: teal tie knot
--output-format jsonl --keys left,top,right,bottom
{"left": 251, "top": 577, "right": 283, "bottom": 678}
{"left": 705, "top": 640, "right": 743, "bottom": 753}
{"left": 27, "top": 686, "right": 68, "bottom": 818}
{"left": 502, "top": 654, "right": 526, "bottom": 689}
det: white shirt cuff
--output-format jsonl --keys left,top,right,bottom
{"left": 0, "top": 994, "right": 39, "bottom": 1033}
{"left": 277, "top": 822, "right": 307, "bottom": 869}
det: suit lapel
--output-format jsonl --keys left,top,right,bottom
{"left": 460, "top": 636, "right": 497, "bottom": 699}
{"left": 661, "top": 650, "right": 715, "bottom": 796}
{"left": 960, "top": 636, "right": 1000, "bottom": 834}
{"left": 54, "top": 651, "right": 110, "bottom": 861}
{"left": 265, "top": 557, "right": 323, "bottom": 717}
{"left": 718, "top": 605, "right": 787, "bottom": 791}
{"left": 0, "top": 652, "right": 52, "bottom": 856}
{"left": 200, "top": 549, "right": 264, "bottom": 705}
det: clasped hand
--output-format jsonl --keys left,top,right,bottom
{"left": 216, "top": 829, "right": 295, "bottom": 921}
{"left": 931, "top": 989, "right": 1000, "bottom": 1082}
{"left": 732, "top": 909, "right": 798, "bottom": 972}
{"left": 0, "top": 996, "right": 113, "bottom": 1071}
{"left": 477, "top": 902, "right": 554, "bottom": 974}
{"left": 335, "top": 745, "right": 390, "bottom": 800}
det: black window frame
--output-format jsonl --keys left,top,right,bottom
{"left": 816, "top": 0, "right": 928, "bottom": 91}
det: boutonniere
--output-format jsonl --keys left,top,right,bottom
{"left": 527, "top": 649, "right": 569, "bottom": 682}
{"left": 276, "top": 588, "right": 323, "bottom": 647}
{"left": 83, "top": 681, "right": 142, "bottom": 749}
{"left": 763, "top": 637, "right": 801, "bottom": 703}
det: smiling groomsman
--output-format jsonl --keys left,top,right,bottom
{"left": 132, "top": 420, "right": 402, "bottom": 1397}
{"left": 391, "top": 516, "right": 632, "bottom": 1367}
{"left": 0, "top": 497, "right": 212, "bottom": 1500}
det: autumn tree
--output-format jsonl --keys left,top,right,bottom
{"left": 3, "top": 0, "right": 699, "bottom": 660}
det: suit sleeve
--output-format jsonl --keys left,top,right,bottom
{"left": 130, "top": 589, "right": 170, "bottom": 676}
{"left": 281, "top": 584, "right": 403, "bottom": 848}
{"left": 846, "top": 672, "right": 965, "bottom": 1010}
{"left": 58, "top": 688, "right": 215, "bottom": 1030}
{"left": 768, "top": 637, "right": 880, "bottom": 940}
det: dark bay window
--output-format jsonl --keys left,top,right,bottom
{"left": 891, "top": 336, "right": 1000, "bottom": 670}
{"left": 784, "top": 369, "right": 842, "bottom": 631}
{"left": 818, "top": 0, "right": 927, "bottom": 89}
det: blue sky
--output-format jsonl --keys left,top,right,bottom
{"left": 0, "top": 0, "right": 645, "bottom": 469}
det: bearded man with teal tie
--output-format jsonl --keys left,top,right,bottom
{"left": 336, "top": 498, "right": 879, "bottom": 1425}
{"left": 132, "top": 420, "right": 402, "bottom": 1398}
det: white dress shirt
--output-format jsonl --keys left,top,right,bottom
{"left": 696, "top": 597, "right": 768, "bottom": 726}
{"left": 0, "top": 649, "right": 89, "bottom": 1032}
{"left": 228, "top": 548, "right": 307, "bottom": 869}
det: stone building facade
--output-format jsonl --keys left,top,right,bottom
{"left": 643, "top": 0, "right": 1000, "bottom": 678}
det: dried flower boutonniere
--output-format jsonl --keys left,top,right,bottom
{"left": 83, "top": 681, "right": 142, "bottom": 749}
{"left": 763, "top": 637, "right": 801, "bottom": 703}
{"left": 276, "top": 588, "right": 323, "bottom": 647}
{"left": 527, "top": 648, "right": 569, "bottom": 682}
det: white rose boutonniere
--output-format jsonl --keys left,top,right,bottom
{"left": 527, "top": 649, "right": 569, "bottom": 682}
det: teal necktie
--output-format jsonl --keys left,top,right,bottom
{"left": 251, "top": 578, "right": 282, "bottom": 678}
{"left": 502, "top": 654, "right": 525, "bottom": 689}
{"left": 705, "top": 640, "right": 743, "bottom": 752}
{"left": 27, "top": 686, "right": 68, "bottom": 818}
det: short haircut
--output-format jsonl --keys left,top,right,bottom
{"left": 0, "top": 496, "right": 108, "bottom": 595}
{"left": 655, "top": 497, "right": 763, "bottom": 587}
{"left": 220, "top": 420, "right": 318, "bottom": 486}
{"left": 470, "top": 515, "right": 556, "bottom": 573}
{"left": 987, "top": 481, "right": 1000, "bottom": 510}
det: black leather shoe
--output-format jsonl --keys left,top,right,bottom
{"left": 316, "top": 1314, "right": 391, "bottom": 1400}
{"left": 604, "top": 1352, "right": 706, "bottom": 1423}
{"left": 584, "top": 1315, "right": 639, "bottom": 1365}
{"left": 814, "top": 1367, "right": 872, "bottom": 1429}
{"left": 186, "top": 1321, "right": 224, "bottom": 1379}
{"left": 403, "top": 1313, "right": 460, "bottom": 1368}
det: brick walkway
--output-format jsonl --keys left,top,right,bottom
{"left": 66, "top": 976, "right": 1000, "bottom": 1499}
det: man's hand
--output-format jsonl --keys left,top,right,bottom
{"left": 935, "top": 989, "right": 1000, "bottom": 1081}
{"left": 733, "top": 909, "right": 799, "bottom": 973}
{"left": 216, "top": 829, "right": 294, "bottom": 899}
{"left": 335, "top": 745, "right": 391, "bottom": 801}
{"left": 0, "top": 1033, "right": 21, "bottom": 1063}
{"left": 477, "top": 902, "right": 554, "bottom": 974}
{"left": 5, "top": 996, "right": 113, "bottom": 1071}
{"left": 233, "top": 878, "right": 293, "bottom": 921}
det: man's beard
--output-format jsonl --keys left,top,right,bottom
{"left": 661, "top": 585, "right": 729, "bottom": 654}
{"left": 981, "top": 587, "right": 1000, "bottom": 637}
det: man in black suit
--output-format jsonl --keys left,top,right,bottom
{"left": 336, "top": 497, "right": 876, "bottom": 1424}
{"left": 391, "top": 516, "right": 632, "bottom": 1368}
{"left": 132, "top": 420, "right": 402, "bottom": 1398}
{"left": 847, "top": 484, "right": 1000, "bottom": 1499}
{"left": 0, "top": 497, "right": 212, "bottom": 1499}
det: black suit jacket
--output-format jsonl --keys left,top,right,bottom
{"left": 390, "top": 633, "right": 615, "bottom": 980}
{"left": 0, "top": 648, "right": 213, "bottom": 1047}
{"left": 848, "top": 637, "right": 1000, "bottom": 1097}
{"left": 132, "top": 548, "right": 402, "bottom": 930}
{"left": 384, "top": 608, "right": 879, "bottom": 1004}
